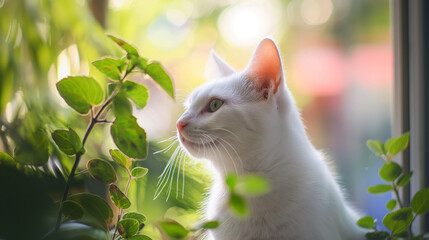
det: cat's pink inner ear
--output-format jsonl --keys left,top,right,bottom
{"left": 246, "top": 38, "right": 283, "bottom": 94}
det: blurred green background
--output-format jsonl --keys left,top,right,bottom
{"left": 0, "top": 0, "right": 392, "bottom": 238}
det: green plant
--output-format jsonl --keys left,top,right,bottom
{"left": 358, "top": 132, "right": 429, "bottom": 240}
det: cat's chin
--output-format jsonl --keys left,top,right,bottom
{"left": 178, "top": 134, "right": 218, "bottom": 158}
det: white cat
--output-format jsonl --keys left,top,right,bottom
{"left": 176, "top": 38, "right": 367, "bottom": 240}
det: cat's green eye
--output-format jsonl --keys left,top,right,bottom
{"left": 207, "top": 99, "right": 224, "bottom": 113}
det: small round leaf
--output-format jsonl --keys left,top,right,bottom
{"left": 357, "top": 216, "right": 375, "bottom": 229}
{"left": 109, "top": 149, "right": 132, "bottom": 169}
{"left": 159, "top": 220, "right": 189, "bottom": 239}
{"left": 56, "top": 76, "right": 104, "bottom": 114}
{"left": 384, "top": 132, "right": 410, "bottom": 156}
{"left": 52, "top": 128, "right": 82, "bottom": 155}
{"left": 229, "top": 193, "right": 248, "bottom": 217}
{"left": 62, "top": 200, "right": 84, "bottom": 220}
{"left": 397, "top": 172, "right": 413, "bottom": 187}
{"left": 367, "top": 184, "right": 393, "bottom": 194}
{"left": 109, "top": 184, "right": 131, "bottom": 209}
{"left": 383, "top": 207, "right": 413, "bottom": 234}
{"left": 127, "top": 235, "right": 152, "bottom": 240}
{"left": 386, "top": 199, "right": 397, "bottom": 211}
{"left": 366, "top": 140, "right": 386, "bottom": 157}
{"left": 69, "top": 193, "right": 114, "bottom": 228}
{"left": 118, "top": 218, "right": 139, "bottom": 238}
{"left": 379, "top": 162, "right": 402, "bottom": 182}
{"left": 92, "top": 57, "right": 123, "bottom": 81}
{"left": 87, "top": 159, "right": 117, "bottom": 184}
{"left": 131, "top": 167, "right": 148, "bottom": 178}
{"left": 121, "top": 81, "right": 149, "bottom": 109}
{"left": 411, "top": 188, "right": 429, "bottom": 214}
{"left": 201, "top": 221, "right": 219, "bottom": 229}
{"left": 111, "top": 116, "right": 147, "bottom": 159}
{"left": 123, "top": 212, "right": 147, "bottom": 224}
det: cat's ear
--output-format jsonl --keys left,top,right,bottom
{"left": 204, "top": 50, "right": 236, "bottom": 81}
{"left": 246, "top": 38, "right": 283, "bottom": 98}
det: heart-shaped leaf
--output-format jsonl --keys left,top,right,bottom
{"left": 109, "top": 149, "right": 132, "bottom": 169}
{"left": 92, "top": 57, "right": 123, "bottom": 81}
{"left": 87, "top": 159, "right": 117, "bottom": 184}
{"left": 383, "top": 208, "right": 413, "bottom": 235}
{"left": 109, "top": 184, "right": 131, "bottom": 209}
{"left": 146, "top": 62, "right": 174, "bottom": 99}
{"left": 379, "top": 162, "right": 402, "bottom": 182}
{"left": 52, "top": 128, "right": 82, "bottom": 155}
{"left": 357, "top": 216, "right": 375, "bottom": 229}
{"left": 367, "top": 184, "right": 393, "bottom": 194}
{"left": 62, "top": 200, "right": 84, "bottom": 220}
{"left": 159, "top": 220, "right": 189, "bottom": 239}
{"left": 111, "top": 116, "right": 147, "bottom": 159}
{"left": 121, "top": 81, "right": 149, "bottom": 109}
{"left": 131, "top": 167, "right": 148, "bottom": 178}
{"left": 69, "top": 193, "right": 114, "bottom": 229}
{"left": 56, "top": 76, "right": 104, "bottom": 114}
{"left": 411, "top": 188, "right": 429, "bottom": 214}
{"left": 118, "top": 218, "right": 139, "bottom": 238}
{"left": 108, "top": 35, "right": 139, "bottom": 56}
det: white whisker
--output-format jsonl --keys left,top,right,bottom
{"left": 154, "top": 139, "right": 178, "bottom": 154}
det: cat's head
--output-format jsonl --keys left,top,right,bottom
{"left": 176, "top": 39, "right": 300, "bottom": 172}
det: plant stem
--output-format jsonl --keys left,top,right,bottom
{"left": 392, "top": 182, "right": 404, "bottom": 209}
{"left": 54, "top": 85, "right": 122, "bottom": 231}
{"left": 111, "top": 169, "right": 133, "bottom": 240}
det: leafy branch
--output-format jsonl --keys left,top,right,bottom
{"left": 358, "top": 132, "right": 429, "bottom": 240}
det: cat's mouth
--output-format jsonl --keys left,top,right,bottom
{"left": 180, "top": 135, "right": 217, "bottom": 149}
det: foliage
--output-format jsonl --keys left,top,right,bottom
{"left": 358, "top": 132, "right": 429, "bottom": 240}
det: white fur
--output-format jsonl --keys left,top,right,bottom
{"left": 176, "top": 39, "right": 367, "bottom": 240}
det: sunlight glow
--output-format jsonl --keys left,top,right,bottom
{"left": 301, "top": 0, "right": 333, "bottom": 26}
{"left": 57, "top": 44, "right": 80, "bottom": 80}
{"left": 218, "top": 0, "right": 281, "bottom": 47}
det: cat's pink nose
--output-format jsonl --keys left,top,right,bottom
{"left": 176, "top": 121, "right": 188, "bottom": 133}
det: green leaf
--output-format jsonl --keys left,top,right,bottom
{"left": 357, "top": 216, "right": 375, "bottom": 229}
{"left": 226, "top": 173, "right": 238, "bottom": 192}
{"left": 109, "top": 149, "right": 132, "bottom": 169}
{"left": 123, "top": 212, "right": 147, "bottom": 224}
{"left": 109, "top": 184, "right": 131, "bottom": 209}
{"left": 366, "top": 140, "right": 386, "bottom": 157}
{"left": 365, "top": 231, "right": 390, "bottom": 240}
{"left": 121, "top": 81, "right": 149, "bottom": 109}
{"left": 69, "top": 193, "right": 114, "bottom": 228}
{"left": 107, "top": 34, "right": 139, "bottom": 56}
{"left": 367, "top": 184, "right": 393, "bottom": 194}
{"left": 127, "top": 235, "right": 152, "bottom": 240}
{"left": 118, "top": 218, "right": 139, "bottom": 238}
{"left": 87, "top": 159, "right": 117, "bottom": 184}
{"left": 236, "top": 174, "right": 271, "bottom": 196}
{"left": 56, "top": 76, "right": 104, "bottom": 114}
{"left": 397, "top": 172, "right": 413, "bottom": 187}
{"left": 229, "top": 193, "right": 248, "bottom": 217}
{"left": 386, "top": 199, "right": 397, "bottom": 211}
{"left": 112, "top": 93, "right": 133, "bottom": 120}
{"left": 379, "top": 162, "right": 402, "bottom": 182}
{"left": 111, "top": 116, "right": 147, "bottom": 159}
{"left": 201, "top": 221, "right": 219, "bottom": 229}
{"left": 411, "top": 188, "right": 429, "bottom": 214}
{"left": 0, "top": 152, "right": 14, "bottom": 166}
{"left": 92, "top": 57, "right": 123, "bottom": 81}
{"left": 52, "top": 128, "right": 82, "bottom": 155}
{"left": 383, "top": 208, "right": 413, "bottom": 235}
{"left": 62, "top": 200, "right": 84, "bottom": 220}
{"left": 131, "top": 167, "right": 148, "bottom": 178}
{"left": 159, "top": 220, "right": 189, "bottom": 239}
{"left": 385, "top": 132, "right": 410, "bottom": 156}
{"left": 146, "top": 62, "right": 175, "bottom": 99}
